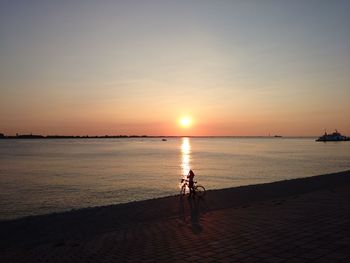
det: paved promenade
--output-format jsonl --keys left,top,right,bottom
{"left": 1, "top": 170, "right": 350, "bottom": 262}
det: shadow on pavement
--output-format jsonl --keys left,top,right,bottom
{"left": 179, "top": 195, "right": 208, "bottom": 234}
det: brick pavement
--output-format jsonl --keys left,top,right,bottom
{"left": 1, "top": 171, "right": 350, "bottom": 262}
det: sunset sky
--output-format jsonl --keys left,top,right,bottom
{"left": 1, "top": 1, "right": 349, "bottom": 136}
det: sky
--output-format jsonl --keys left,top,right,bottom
{"left": 1, "top": 0, "right": 349, "bottom": 136}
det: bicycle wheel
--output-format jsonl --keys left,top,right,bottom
{"left": 194, "top": 185, "right": 206, "bottom": 197}
{"left": 180, "top": 185, "right": 186, "bottom": 195}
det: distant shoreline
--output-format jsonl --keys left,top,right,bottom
{"left": 0, "top": 134, "right": 317, "bottom": 139}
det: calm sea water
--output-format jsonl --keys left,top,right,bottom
{"left": 1, "top": 137, "right": 350, "bottom": 220}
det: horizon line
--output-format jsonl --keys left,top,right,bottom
{"left": 0, "top": 133, "right": 318, "bottom": 139}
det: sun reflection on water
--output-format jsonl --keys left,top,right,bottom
{"left": 181, "top": 137, "right": 191, "bottom": 177}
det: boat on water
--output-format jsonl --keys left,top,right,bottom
{"left": 316, "top": 130, "right": 350, "bottom": 142}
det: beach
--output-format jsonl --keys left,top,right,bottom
{"left": 1, "top": 170, "right": 350, "bottom": 262}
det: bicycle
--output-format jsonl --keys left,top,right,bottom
{"left": 179, "top": 179, "right": 206, "bottom": 197}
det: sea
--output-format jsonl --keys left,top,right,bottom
{"left": 1, "top": 137, "right": 350, "bottom": 220}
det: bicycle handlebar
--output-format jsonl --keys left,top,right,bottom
{"left": 180, "top": 179, "right": 197, "bottom": 184}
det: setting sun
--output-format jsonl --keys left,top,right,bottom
{"left": 179, "top": 117, "right": 192, "bottom": 128}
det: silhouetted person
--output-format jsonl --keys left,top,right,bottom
{"left": 187, "top": 169, "right": 195, "bottom": 196}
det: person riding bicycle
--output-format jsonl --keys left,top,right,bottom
{"left": 187, "top": 169, "right": 195, "bottom": 195}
